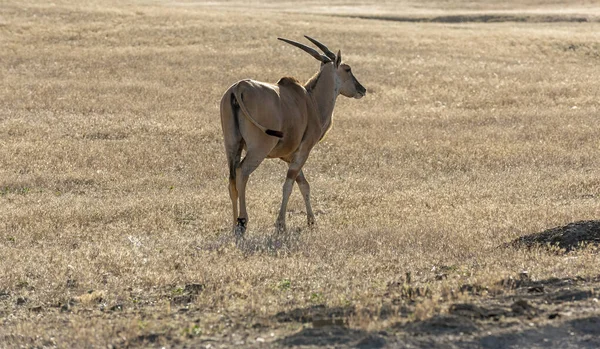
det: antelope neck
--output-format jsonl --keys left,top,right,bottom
{"left": 308, "top": 64, "right": 340, "bottom": 134}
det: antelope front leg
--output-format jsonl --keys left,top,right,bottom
{"left": 295, "top": 170, "right": 315, "bottom": 226}
{"left": 275, "top": 174, "right": 295, "bottom": 233}
{"left": 275, "top": 159, "right": 307, "bottom": 232}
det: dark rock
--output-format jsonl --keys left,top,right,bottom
{"left": 508, "top": 220, "right": 600, "bottom": 252}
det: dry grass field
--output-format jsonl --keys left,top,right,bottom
{"left": 1, "top": 0, "right": 600, "bottom": 348}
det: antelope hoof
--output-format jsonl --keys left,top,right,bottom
{"left": 235, "top": 218, "right": 247, "bottom": 238}
{"left": 234, "top": 225, "right": 245, "bottom": 239}
{"left": 275, "top": 220, "right": 286, "bottom": 234}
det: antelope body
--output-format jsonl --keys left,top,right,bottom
{"left": 220, "top": 36, "right": 366, "bottom": 236}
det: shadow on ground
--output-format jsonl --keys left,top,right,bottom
{"left": 274, "top": 275, "right": 600, "bottom": 348}
{"left": 275, "top": 315, "right": 600, "bottom": 348}
{"left": 199, "top": 228, "right": 303, "bottom": 255}
{"left": 475, "top": 316, "right": 600, "bottom": 349}
{"left": 279, "top": 327, "right": 387, "bottom": 348}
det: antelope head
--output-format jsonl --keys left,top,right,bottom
{"left": 278, "top": 36, "right": 366, "bottom": 99}
{"left": 337, "top": 59, "right": 366, "bottom": 99}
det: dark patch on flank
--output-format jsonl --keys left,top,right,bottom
{"left": 266, "top": 129, "right": 284, "bottom": 138}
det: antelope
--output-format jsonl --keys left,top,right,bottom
{"left": 220, "top": 36, "right": 366, "bottom": 236}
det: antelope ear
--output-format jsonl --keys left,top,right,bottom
{"left": 335, "top": 50, "right": 342, "bottom": 67}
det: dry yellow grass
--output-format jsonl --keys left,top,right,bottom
{"left": 1, "top": 0, "right": 599, "bottom": 347}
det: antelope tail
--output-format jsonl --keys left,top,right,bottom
{"left": 232, "top": 86, "right": 283, "bottom": 138}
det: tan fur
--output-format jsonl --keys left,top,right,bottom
{"left": 220, "top": 37, "right": 366, "bottom": 235}
{"left": 277, "top": 76, "right": 301, "bottom": 86}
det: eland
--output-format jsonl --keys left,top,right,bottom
{"left": 220, "top": 36, "right": 366, "bottom": 236}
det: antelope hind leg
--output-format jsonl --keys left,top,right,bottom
{"left": 235, "top": 147, "right": 269, "bottom": 237}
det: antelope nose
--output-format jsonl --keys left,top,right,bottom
{"left": 358, "top": 85, "right": 366, "bottom": 96}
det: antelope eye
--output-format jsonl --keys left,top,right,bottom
{"left": 345, "top": 68, "right": 351, "bottom": 72}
